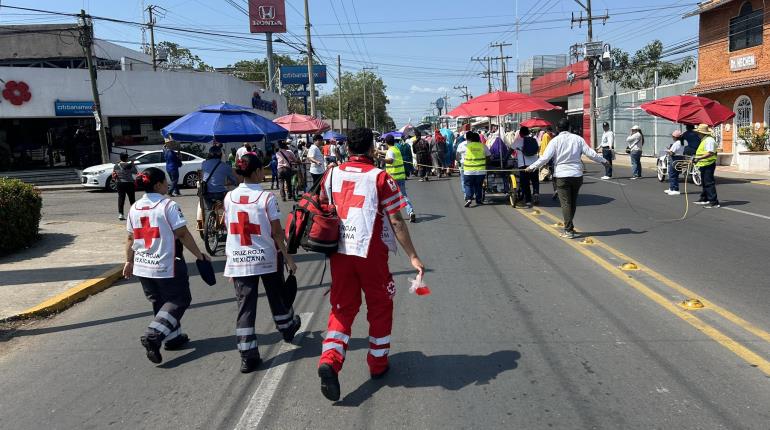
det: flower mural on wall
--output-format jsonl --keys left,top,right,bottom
{"left": 2, "top": 81, "right": 32, "bottom": 106}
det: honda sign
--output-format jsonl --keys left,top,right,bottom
{"left": 248, "top": 0, "right": 287, "bottom": 33}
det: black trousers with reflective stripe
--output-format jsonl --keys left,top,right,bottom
{"left": 232, "top": 255, "right": 294, "bottom": 358}
{"left": 139, "top": 259, "right": 191, "bottom": 343}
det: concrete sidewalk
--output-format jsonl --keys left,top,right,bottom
{"left": 611, "top": 153, "right": 770, "bottom": 184}
{"left": 0, "top": 220, "right": 125, "bottom": 321}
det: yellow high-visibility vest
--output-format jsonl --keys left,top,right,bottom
{"left": 695, "top": 136, "right": 717, "bottom": 167}
{"left": 385, "top": 147, "right": 406, "bottom": 180}
{"left": 464, "top": 142, "right": 486, "bottom": 173}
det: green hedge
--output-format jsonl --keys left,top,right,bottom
{"left": 0, "top": 178, "right": 42, "bottom": 256}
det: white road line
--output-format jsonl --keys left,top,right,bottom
{"left": 586, "top": 176, "right": 627, "bottom": 186}
{"left": 234, "top": 312, "right": 314, "bottom": 430}
{"left": 721, "top": 206, "right": 770, "bottom": 221}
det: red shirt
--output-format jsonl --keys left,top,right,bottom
{"left": 322, "top": 155, "right": 406, "bottom": 254}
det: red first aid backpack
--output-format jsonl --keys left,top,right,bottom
{"left": 285, "top": 168, "right": 340, "bottom": 255}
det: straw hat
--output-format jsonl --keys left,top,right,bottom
{"left": 694, "top": 124, "right": 713, "bottom": 135}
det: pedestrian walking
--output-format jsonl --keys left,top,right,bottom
{"left": 396, "top": 137, "right": 414, "bottom": 178}
{"left": 307, "top": 134, "right": 326, "bottom": 189}
{"left": 236, "top": 142, "right": 252, "bottom": 160}
{"left": 412, "top": 131, "right": 432, "bottom": 181}
{"left": 455, "top": 131, "right": 468, "bottom": 194}
{"left": 123, "top": 167, "right": 208, "bottom": 364}
{"left": 526, "top": 119, "right": 608, "bottom": 239}
{"left": 201, "top": 146, "right": 238, "bottom": 209}
{"left": 666, "top": 130, "right": 685, "bottom": 195}
{"left": 512, "top": 126, "right": 540, "bottom": 207}
{"left": 163, "top": 140, "right": 183, "bottom": 196}
{"left": 113, "top": 152, "right": 137, "bottom": 220}
{"left": 600, "top": 122, "right": 615, "bottom": 179}
{"left": 626, "top": 125, "right": 645, "bottom": 179}
{"left": 382, "top": 134, "right": 416, "bottom": 222}
{"left": 317, "top": 127, "right": 425, "bottom": 401}
{"left": 692, "top": 124, "right": 720, "bottom": 208}
{"left": 269, "top": 150, "right": 279, "bottom": 190}
{"left": 431, "top": 130, "right": 446, "bottom": 177}
{"left": 224, "top": 153, "right": 301, "bottom": 373}
{"left": 459, "top": 131, "right": 490, "bottom": 207}
{"left": 681, "top": 124, "right": 701, "bottom": 156}
{"left": 275, "top": 141, "right": 298, "bottom": 201}
{"left": 228, "top": 148, "right": 238, "bottom": 166}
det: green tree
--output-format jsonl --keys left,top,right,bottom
{"left": 227, "top": 54, "right": 307, "bottom": 114}
{"left": 316, "top": 71, "right": 393, "bottom": 132}
{"left": 605, "top": 40, "right": 695, "bottom": 90}
{"left": 156, "top": 41, "right": 212, "bottom": 71}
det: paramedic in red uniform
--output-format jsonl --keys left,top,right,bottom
{"left": 224, "top": 153, "right": 301, "bottom": 373}
{"left": 317, "top": 127, "right": 426, "bottom": 401}
{"left": 123, "top": 167, "right": 208, "bottom": 364}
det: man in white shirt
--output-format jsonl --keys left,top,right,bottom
{"left": 665, "top": 130, "right": 685, "bottom": 195}
{"left": 307, "top": 134, "right": 326, "bottom": 189}
{"left": 512, "top": 126, "right": 540, "bottom": 207}
{"left": 235, "top": 142, "right": 252, "bottom": 160}
{"left": 526, "top": 119, "right": 608, "bottom": 239}
{"left": 600, "top": 122, "right": 615, "bottom": 179}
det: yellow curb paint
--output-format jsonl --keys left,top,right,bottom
{"left": 535, "top": 208, "right": 770, "bottom": 345}
{"left": 16, "top": 265, "right": 124, "bottom": 319}
{"left": 516, "top": 208, "right": 770, "bottom": 376}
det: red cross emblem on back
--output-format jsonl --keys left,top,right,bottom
{"left": 230, "top": 211, "right": 262, "bottom": 245}
{"left": 333, "top": 180, "right": 366, "bottom": 219}
{"left": 133, "top": 217, "right": 160, "bottom": 248}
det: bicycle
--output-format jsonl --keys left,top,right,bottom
{"left": 290, "top": 163, "right": 308, "bottom": 201}
{"left": 657, "top": 153, "right": 702, "bottom": 186}
{"left": 203, "top": 199, "right": 227, "bottom": 256}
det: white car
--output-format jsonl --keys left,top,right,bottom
{"left": 81, "top": 150, "right": 204, "bottom": 191}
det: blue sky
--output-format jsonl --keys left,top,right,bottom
{"left": 1, "top": 0, "right": 701, "bottom": 127}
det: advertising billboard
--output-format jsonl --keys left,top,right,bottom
{"left": 248, "top": 0, "right": 287, "bottom": 33}
{"left": 279, "top": 65, "right": 328, "bottom": 85}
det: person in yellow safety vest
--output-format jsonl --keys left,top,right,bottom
{"left": 460, "top": 131, "right": 490, "bottom": 208}
{"left": 380, "top": 134, "right": 416, "bottom": 222}
{"left": 692, "top": 123, "right": 720, "bottom": 208}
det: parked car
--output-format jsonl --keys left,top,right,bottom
{"left": 81, "top": 150, "right": 203, "bottom": 192}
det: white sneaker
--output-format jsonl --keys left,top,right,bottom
{"left": 668, "top": 190, "right": 680, "bottom": 195}
{"left": 664, "top": 189, "right": 672, "bottom": 194}
{"left": 601, "top": 176, "right": 610, "bottom": 180}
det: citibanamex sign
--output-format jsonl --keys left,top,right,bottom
{"left": 248, "top": 0, "right": 287, "bottom": 33}
{"left": 2, "top": 80, "right": 32, "bottom": 106}
{"left": 251, "top": 92, "right": 278, "bottom": 114}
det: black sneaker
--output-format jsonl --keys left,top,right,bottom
{"left": 240, "top": 355, "right": 262, "bottom": 373}
{"left": 552, "top": 193, "right": 558, "bottom": 201}
{"left": 371, "top": 365, "right": 390, "bottom": 380}
{"left": 164, "top": 333, "right": 189, "bottom": 351}
{"left": 318, "top": 363, "right": 341, "bottom": 401}
{"left": 525, "top": 202, "right": 533, "bottom": 209}
{"left": 464, "top": 200, "right": 472, "bottom": 208}
{"left": 409, "top": 212, "right": 416, "bottom": 223}
{"left": 140, "top": 336, "right": 162, "bottom": 364}
{"left": 282, "top": 315, "right": 302, "bottom": 343}
{"left": 532, "top": 194, "right": 540, "bottom": 205}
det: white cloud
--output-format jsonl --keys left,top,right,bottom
{"left": 389, "top": 94, "right": 411, "bottom": 102}
{"left": 409, "top": 85, "right": 449, "bottom": 94}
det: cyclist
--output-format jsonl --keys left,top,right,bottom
{"left": 201, "top": 146, "right": 239, "bottom": 210}
{"left": 225, "top": 153, "right": 301, "bottom": 373}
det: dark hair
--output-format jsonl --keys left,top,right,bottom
{"left": 230, "top": 148, "right": 237, "bottom": 155}
{"left": 557, "top": 118, "right": 570, "bottom": 132}
{"left": 278, "top": 140, "right": 289, "bottom": 150}
{"left": 519, "top": 126, "right": 530, "bottom": 136}
{"left": 135, "top": 167, "right": 166, "bottom": 191}
{"left": 313, "top": 134, "right": 323, "bottom": 142}
{"left": 119, "top": 153, "right": 128, "bottom": 162}
{"left": 235, "top": 153, "right": 264, "bottom": 177}
{"left": 245, "top": 143, "right": 253, "bottom": 151}
{"left": 414, "top": 130, "right": 422, "bottom": 139}
{"left": 384, "top": 134, "right": 395, "bottom": 145}
{"left": 602, "top": 122, "right": 610, "bottom": 128}
{"left": 686, "top": 124, "right": 695, "bottom": 131}
{"left": 347, "top": 128, "right": 374, "bottom": 154}
{"left": 466, "top": 131, "right": 480, "bottom": 142}
{"left": 207, "top": 145, "right": 222, "bottom": 159}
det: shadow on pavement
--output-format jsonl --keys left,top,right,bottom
{"left": 719, "top": 200, "right": 749, "bottom": 207}
{"left": 0, "top": 263, "right": 117, "bottom": 286}
{"left": 535, "top": 194, "right": 614, "bottom": 208}
{"left": 337, "top": 350, "right": 522, "bottom": 407}
{"left": 0, "top": 232, "right": 75, "bottom": 264}
{"left": 578, "top": 228, "right": 647, "bottom": 237}
{"left": 416, "top": 213, "right": 445, "bottom": 223}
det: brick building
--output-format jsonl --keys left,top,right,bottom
{"left": 686, "top": 0, "right": 770, "bottom": 164}
{"left": 529, "top": 61, "right": 591, "bottom": 143}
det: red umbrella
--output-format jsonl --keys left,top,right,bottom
{"left": 640, "top": 95, "right": 735, "bottom": 126}
{"left": 447, "top": 91, "right": 560, "bottom": 117}
{"left": 520, "top": 117, "right": 552, "bottom": 128}
{"left": 273, "top": 113, "right": 331, "bottom": 133}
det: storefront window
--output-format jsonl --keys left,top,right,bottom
{"left": 729, "top": 2, "right": 763, "bottom": 51}
{"left": 734, "top": 96, "right": 753, "bottom": 150}
{"left": 713, "top": 124, "right": 723, "bottom": 150}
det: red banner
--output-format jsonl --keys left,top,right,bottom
{"left": 248, "top": 0, "right": 287, "bottom": 33}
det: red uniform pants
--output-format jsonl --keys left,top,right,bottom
{"left": 319, "top": 251, "right": 395, "bottom": 374}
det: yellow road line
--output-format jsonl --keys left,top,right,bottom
{"left": 535, "top": 209, "right": 770, "bottom": 345}
{"left": 517, "top": 208, "right": 770, "bottom": 376}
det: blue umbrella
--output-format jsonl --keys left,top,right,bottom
{"left": 161, "top": 102, "right": 289, "bottom": 143}
{"left": 382, "top": 131, "right": 404, "bottom": 139}
{"left": 322, "top": 130, "right": 347, "bottom": 141}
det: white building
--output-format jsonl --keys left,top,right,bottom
{"left": 0, "top": 24, "right": 287, "bottom": 170}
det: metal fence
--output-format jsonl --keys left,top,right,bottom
{"left": 597, "top": 80, "right": 696, "bottom": 157}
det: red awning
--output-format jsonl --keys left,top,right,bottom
{"left": 273, "top": 114, "right": 331, "bottom": 134}
{"left": 447, "top": 91, "right": 560, "bottom": 117}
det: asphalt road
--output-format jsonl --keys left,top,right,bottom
{"left": 2, "top": 165, "right": 770, "bottom": 429}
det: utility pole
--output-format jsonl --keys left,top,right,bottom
{"left": 337, "top": 55, "right": 342, "bottom": 133}
{"left": 146, "top": 5, "right": 157, "bottom": 71}
{"left": 472, "top": 56, "right": 493, "bottom": 93}
{"left": 78, "top": 10, "right": 110, "bottom": 164}
{"left": 363, "top": 66, "right": 377, "bottom": 129}
{"left": 303, "top": 0, "right": 317, "bottom": 116}
{"left": 572, "top": 0, "right": 609, "bottom": 148}
{"left": 490, "top": 42, "right": 512, "bottom": 91}
{"left": 266, "top": 32, "right": 275, "bottom": 91}
{"left": 454, "top": 85, "right": 471, "bottom": 101}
